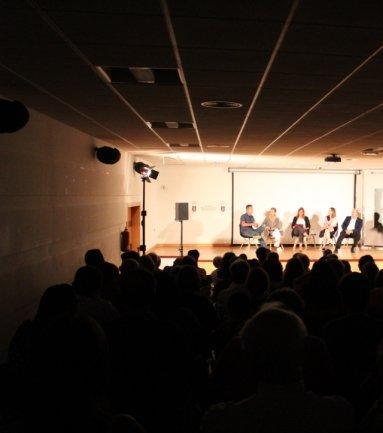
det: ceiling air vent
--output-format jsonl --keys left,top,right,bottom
{"left": 147, "top": 121, "right": 194, "bottom": 129}
{"left": 201, "top": 100, "right": 242, "bottom": 109}
{"left": 97, "top": 66, "right": 182, "bottom": 85}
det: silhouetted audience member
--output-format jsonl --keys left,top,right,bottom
{"left": 301, "top": 260, "right": 342, "bottom": 336}
{"left": 325, "top": 272, "right": 383, "bottom": 407}
{"left": 73, "top": 266, "right": 119, "bottom": 326}
{"left": 84, "top": 248, "right": 105, "bottom": 267}
{"left": 211, "top": 292, "right": 251, "bottom": 358}
{"left": 359, "top": 254, "right": 375, "bottom": 272}
{"left": 267, "top": 288, "right": 305, "bottom": 319}
{"left": 27, "top": 315, "right": 146, "bottom": 433}
{"left": 263, "top": 257, "right": 283, "bottom": 292}
{"left": 120, "top": 257, "right": 140, "bottom": 276}
{"left": 362, "top": 261, "right": 380, "bottom": 289}
{"left": 216, "top": 259, "right": 249, "bottom": 319}
{"left": 245, "top": 267, "right": 270, "bottom": 312}
{"left": 204, "top": 307, "right": 353, "bottom": 433}
{"left": 211, "top": 256, "right": 222, "bottom": 284}
{"left": 106, "top": 269, "right": 192, "bottom": 433}
{"left": 148, "top": 252, "right": 161, "bottom": 269}
{"left": 99, "top": 261, "right": 120, "bottom": 302}
{"left": 293, "top": 252, "right": 310, "bottom": 272}
{"left": 9, "top": 284, "right": 78, "bottom": 375}
{"left": 341, "top": 259, "right": 352, "bottom": 274}
{"left": 121, "top": 249, "right": 140, "bottom": 263}
{"left": 326, "top": 258, "right": 345, "bottom": 283}
{"left": 368, "top": 270, "right": 383, "bottom": 319}
{"left": 283, "top": 257, "right": 305, "bottom": 289}
{"left": 188, "top": 249, "right": 207, "bottom": 277}
{"left": 255, "top": 246, "right": 270, "bottom": 265}
{"left": 176, "top": 265, "right": 217, "bottom": 334}
{"left": 292, "top": 253, "right": 311, "bottom": 294}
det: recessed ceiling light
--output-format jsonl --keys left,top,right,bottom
{"left": 201, "top": 100, "right": 243, "bottom": 109}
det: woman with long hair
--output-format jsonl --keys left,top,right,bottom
{"left": 319, "top": 207, "right": 338, "bottom": 250}
{"left": 291, "top": 207, "right": 311, "bottom": 250}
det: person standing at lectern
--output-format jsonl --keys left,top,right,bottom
{"left": 334, "top": 209, "right": 363, "bottom": 254}
{"left": 240, "top": 204, "right": 266, "bottom": 247}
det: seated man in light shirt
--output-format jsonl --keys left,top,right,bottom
{"left": 240, "top": 204, "right": 266, "bottom": 247}
{"left": 334, "top": 208, "right": 363, "bottom": 254}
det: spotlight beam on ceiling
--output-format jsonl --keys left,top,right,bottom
{"left": 160, "top": 0, "right": 205, "bottom": 155}
{"left": 312, "top": 127, "right": 383, "bottom": 157}
{"left": 229, "top": 0, "right": 300, "bottom": 158}
{"left": 286, "top": 100, "right": 383, "bottom": 156}
{"left": 259, "top": 42, "right": 383, "bottom": 156}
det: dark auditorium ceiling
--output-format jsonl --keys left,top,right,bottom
{"left": 2, "top": 0, "right": 383, "bottom": 163}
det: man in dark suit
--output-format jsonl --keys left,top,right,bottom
{"left": 334, "top": 209, "right": 363, "bottom": 254}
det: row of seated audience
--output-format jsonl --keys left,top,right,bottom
{"left": 2, "top": 246, "right": 383, "bottom": 432}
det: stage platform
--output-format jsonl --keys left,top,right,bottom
{"left": 149, "top": 245, "right": 383, "bottom": 273}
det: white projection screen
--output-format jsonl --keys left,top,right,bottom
{"left": 232, "top": 171, "right": 355, "bottom": 244}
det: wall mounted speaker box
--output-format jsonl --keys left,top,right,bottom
{"left": 0, "top": 99, "right": 29, "bottom": 133}
{"left": 175, "top": 202, "right": 189, "bottom": 221}
{"left": 95, "top": 146, "right": 121, "bottom": 164}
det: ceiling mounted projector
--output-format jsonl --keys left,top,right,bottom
{"left": 325, "top": 154, "right": 342, "bottom": 163}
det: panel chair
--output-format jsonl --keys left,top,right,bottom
{"left": 319, "top": 226, "right": 338, "bottom": 249}
{"left": 239, "top": 225, "right": 261, "bottom": 250}
{"left": 336, "top": 231, "right": 363, "bottom": 252}
{"left": 292, "top": 229, "right": 311, "bottom": 250}
{"left": 265, "top": 231, "right": 284, "bottom": 251}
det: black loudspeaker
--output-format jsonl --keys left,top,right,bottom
{"left": 175, "top": 202, "right": 189, "bottom": 221}
{"left": 95, "top": 146, "right": 121, "bottom": 164}
{"left": 0, "top": 99, "right": 30, "bottom": 133}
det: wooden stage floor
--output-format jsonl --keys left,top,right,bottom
{"left": 149, "top": 245, "right": 383, "bottom": 273}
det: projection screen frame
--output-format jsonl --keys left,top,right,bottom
{"left": 229, "top": 168, "right": 360, "bottom": 246}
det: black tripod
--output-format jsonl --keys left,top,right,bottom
{"left": 139, "top": 178, "right": 147, "bottom": 255}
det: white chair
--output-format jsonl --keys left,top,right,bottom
{"left": 239, "top": 225, "right": 260, "bottom": 250}
{"left": 319, "top": 228, "right": 338, "bottom": 249}
{"left": 265, "top": 230, "right": 284, "bottom": 250}
{"left": 292, "top": 235, "right": 308, "bottom": 250}
{"left": 239, "top": 234, "right": 261, "bottom": 250}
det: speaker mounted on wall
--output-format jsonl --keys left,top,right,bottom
{"left": 0, "top": 99, "right": 30, "bottom": 133}
{"left": 95, "top": 146, "right": 121, "bottom": 164}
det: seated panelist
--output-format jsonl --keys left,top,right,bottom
{"left": 240, "top": 204, "right": 266, "bottom": 247}
{"left": 319, "top": 207, "right": 338, "bottom": 249}
{"left": 262, "top": 207, "right": 282, "bottom": 248}
{"left": 334, "top": 208, "right": 363, "bottom": 254}
{"left": 291, "top": 207, "right": 311, "bottom": 247}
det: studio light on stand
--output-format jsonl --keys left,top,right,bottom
{"left": 133, "top": 162, "right": 159, "bottom": 255}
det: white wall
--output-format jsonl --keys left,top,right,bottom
{"left": 0, "top": 109, "right": 133, "bottom": 361}
{"left": 145, "top": 165, "right": 232, "bottom": 245}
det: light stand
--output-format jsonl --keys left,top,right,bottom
{"left": 133, "top": 161, "right": 159, "bottom": 256}
{"left": 139, "top": 178, "right": 147, "bottom": 255}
